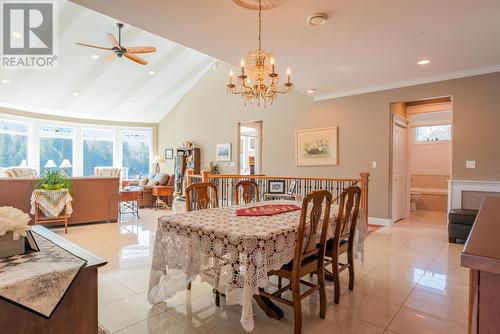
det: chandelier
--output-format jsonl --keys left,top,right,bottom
{"left": 227, "top": 0, "right": 293, "bottom": 107}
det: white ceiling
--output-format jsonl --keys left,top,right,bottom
{"left": 69, "top": 0, "right": 500, "bottom": 101}
{"left": 0, "top": 1, "right": 215, "bottom": 123}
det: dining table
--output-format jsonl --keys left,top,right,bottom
{"left": 147, "top": 200, "right": 343, "bottom": 332}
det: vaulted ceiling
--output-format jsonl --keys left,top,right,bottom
{"left": 69, "top": 0, "right": 500, "bottom": 100}
{"left": 0, "top": 1, "right": 215, "bottom": 123}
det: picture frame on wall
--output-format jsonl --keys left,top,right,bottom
{"left": 268, "top": 180, "right": 286, "bottom": 194}
{"left": 165, "top": 149, "right": 174, "bottom": 160}
{"left": 295, "top": 126, "right": 339, "bottom": 166}
{"left": 216, "top": 143, "right": 231, "bottom": 161}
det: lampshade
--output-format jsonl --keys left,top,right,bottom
{"left": 44, "top": 160, "right": 57, "bottom": 168}
{"left": 19, "top": 159, "right": 27, "bottom": 167}
{"left": 60, "top": 159, "right": 72, "bottom": 168}
{"left": 153, "top": 156, "right": 161, "bottom": 163}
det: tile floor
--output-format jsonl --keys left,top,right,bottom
{"left": 54, "top": 209, "right": 468, "bottom": 334}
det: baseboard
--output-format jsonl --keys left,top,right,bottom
{"left": 368, "top": 217, "right": 393, "bottom": 226}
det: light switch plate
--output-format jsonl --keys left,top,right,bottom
{"left": 466, "top": 160, "right": 476, "bottom": 169}
{"left": 372, "top": 161, "right": 377, "bottom": 168}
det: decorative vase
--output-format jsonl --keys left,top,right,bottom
{"left": 0, "top": 232, "right": 25, "bottom": 258}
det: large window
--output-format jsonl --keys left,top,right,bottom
{"left": 414, "top": 124, "right": 451, "bottom": 143}
{"left": 39, "top": 125, "right": 74, "bottom": 176}
{"left": 83, "top": 129, "right": 114, "bottom": 176}
{"left": 0, "top": 119, "right": 28, "bottom": 168}
{"left": 122, "top": 130, "right": 151, "bottom": 178}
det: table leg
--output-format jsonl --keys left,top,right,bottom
{"left": 253, "top": 291, "right": 284, "bottom": 320}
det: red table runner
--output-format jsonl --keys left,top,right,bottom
{"left": 236, "top": 204, "right": 301, "bottom": 216}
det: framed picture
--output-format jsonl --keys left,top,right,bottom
{"left": 287, "top": 181, "right": 298, "bottom": 195}
{"left": 295, "top": 126, "right": 339, "bottom": 166}
{"left": 165, "top": 149, "right": 174, "bottom": 160}
{"left": 268, "top": 180, "right": 286, "bottom": 194}
{"left": 216, "top": 143, "right": 231, "bottom": 161}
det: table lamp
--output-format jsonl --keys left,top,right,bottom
{"left": 59, "top": 159, "right": 72, "bottom": 176}
{"left": 44, "top": 160, "right": 57, "bottom": 168}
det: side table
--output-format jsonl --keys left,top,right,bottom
{"left": 119, "top": 189, "right": 141, "bottom": 218}
{"left": 152, "top": 186, "right": 173, "bottom": 210}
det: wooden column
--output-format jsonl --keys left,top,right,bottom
{"left": 202, "top": 170, "right": 209, "bottom": 182}
{"left": 359, "top": 172, "right": 369, "bottom": 226}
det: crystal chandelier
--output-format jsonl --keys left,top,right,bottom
{"left": 227, "top": 0, "right": 293, "bottom": 107}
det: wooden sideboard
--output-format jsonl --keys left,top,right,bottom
{"left": 0, "top": 226, "right": 107, "bottom": 333}
{"left": 461, "top": 197, "right": 500, "bottom": 334}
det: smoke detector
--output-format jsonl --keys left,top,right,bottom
{"left": 307, "top": 13, "right": 328, "bottom": 26}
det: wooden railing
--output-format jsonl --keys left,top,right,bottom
{"left": 188, "top": 171, "right": 370, "bottom": 225}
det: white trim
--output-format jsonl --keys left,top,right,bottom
{"left": 368, "top": 217, "right": 393, "bottom": 227}
{"left": 448, "top": 179, "right": 500, "bottom": 212}
{"left": 315, "top": 64, "right": 500, "bottom": 101}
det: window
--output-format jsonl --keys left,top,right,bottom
{"left": 39, "top": 125, "right": 74, "bottom": 176}
{"left": 0, "top": 119, "right": 28, "bottom": 168}
{"left": 122, "top": 130, "right": 151, "bottom": 178}
{"left": 414, "top": 124, "right": 451, "bottom": 143}
{"left": 83, "top": 129, "right": 114, "bottom": 176}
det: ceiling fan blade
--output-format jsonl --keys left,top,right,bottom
{"left": 107, "top": 33, "right": 120, "bottom": 48}
{"left": 76, "top": 42, "right": 112, "bottom": 50}
{"left": 105, "top": 53, "right": 117, "bottom": 61}
{"left": 125, "top": 47, "right": 156, "bottom": 54}
{"left": 124, "top": 52, "right": 147, "bottom": 65}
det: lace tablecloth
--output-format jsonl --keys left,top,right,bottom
{"left": 30, "top": 189, "right": 73, "bottom": 218}
{"left": 148, "top": 200, "right": 340, "bottom": 331}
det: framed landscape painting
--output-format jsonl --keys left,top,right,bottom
{"left": 216, "top": 143, "right": 231, "bottom": 161}
{"left": 295, "top": 126, "right": 339, "bottom": 166}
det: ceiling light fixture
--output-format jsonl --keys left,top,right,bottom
{"left": 307, "top": 89, "right": 317, "bottom": 94}
{"left": 148, "top": 70, "right": 155, "bottom": 75}
{"left": 307, "top": 13, "right": 328, "bottom": 26}
{"left": 1, "top": 79, "right": 10, "bottom": 84}
{"left": 91, "top": 54, "right": 99, "bottom": 60}
{"left": 12, "top": 31, "right": 23, "bottom": 39}
{"left": 227, "top": 0, "right": 293, "bottom": 107}
{"left": 418, "top": 59, "right": 431, "bottom": 65}
{"left": 72, "top": 91, "right": 79, "bottom": 96}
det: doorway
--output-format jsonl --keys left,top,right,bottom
{"left": 238, "top": 121, "right": 262, "bottom": 175}
{"left": 390, "top": 97, "right": 452, "bottom": 224}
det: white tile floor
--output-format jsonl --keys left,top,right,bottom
{"left": 54, "top": 209, "right": 468, "bottom": 334}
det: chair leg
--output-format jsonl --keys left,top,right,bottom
{"left": 278, "top": 277, "right": 282, "bottom": 290}
{"left": 348, "top": 250, "right": 355, "bottom": 290}
{"left": 317, "top": 267, "right": 326, "bottom": 319}
{"left": 332, "top": 258, "right": 341, "bottom": 304}
{"left": 187, "top": 282, "right": 191, "bottom": 290}
{"left": 215, "top": 291, "right": 220, "bottom": 307}
{"left": 292, "top": 278, "right": 302, "bottom": 334}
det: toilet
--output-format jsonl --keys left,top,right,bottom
{"left": 410, "top": 191, "right": 422, "bottom": 211}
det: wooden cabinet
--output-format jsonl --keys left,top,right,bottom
{"left": 461, "top": 197, "right": 500, "bottom": 334}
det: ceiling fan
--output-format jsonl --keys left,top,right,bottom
{"left": 76, "top": 23, "right": 156, "bottom": 65}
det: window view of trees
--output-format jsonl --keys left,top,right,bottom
{"left": 0, "top": 120, "right": 28, "bottom": 168}
{"left": 83, "top": 129, "right": 114, "bottom": 176}
{"left": 122, "top": 131, "right": 150, "bottom": 178}
{"left": 40, "top": 126, "right": 73, "bottom": 176}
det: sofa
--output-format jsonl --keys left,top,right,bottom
{"left": 124, "top": 173, "right": 175, "bottom": 208}
{"left": 0, "top": 167, "right": 38, "bottom": 178}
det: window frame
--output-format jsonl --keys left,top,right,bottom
{"left": 0, "top": 118, "right": 30, "bottom": 168}
{"left": 412, "top": 123, "right": 452, "bottom": 145}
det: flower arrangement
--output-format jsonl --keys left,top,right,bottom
{"left": 207, "top": 161, "right": 219, "bottom": 174}
{"left": 0, "top": 206, "right": 31, "bottom": 240}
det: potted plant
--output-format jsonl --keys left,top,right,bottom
{"left": 34, "top": 170, "right": 72, "bottom": 191}
{"left": 0, "top": 206, "right": 30, "bottom": 258}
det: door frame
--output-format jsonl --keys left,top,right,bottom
{"left": 237, "top": 120, "right": 263, "bottom": 175}
{"left": 390, "top": 113, "right": 411, "bottom": 222}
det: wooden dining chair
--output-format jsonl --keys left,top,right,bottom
{"left": 259, "top": 190, "right": 332, "bottom": 334}
{"left": 184, "top": 182, "right": 220, "bottom": 302}
{"left": 185, "top": 182, "right": 219, "bottom": 211}
{"left": 233, "top": 179, "right": 259, "bottom": 205}
{"left": 324, "top": 185, "right": 361, "bottom": 304}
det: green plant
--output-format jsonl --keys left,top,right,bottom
{"left": 34, "top": 170, "right": 72, "bottom": 191}
{"left": 207, "top": 161, "right": 219, "bottom": 174}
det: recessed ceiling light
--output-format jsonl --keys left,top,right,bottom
{"left": 1, "top": 79, "right": 10, "bottom": 84}
{"left": 307, "top": 13, "right": 328, "bottom": 26}
{"left": 148, "top": 70, "right": 155, "bottom": 76}
{"left": 12, "top": 31, "right": 22, "bottom": 39}
{"left": 72, "top": 91, "right": 79, "bottom": 96}
{"left": 418, "top": 59, "right": 431, "bottom": 65}
{"left": 307, "top": 89, "right": 317, "bottom": 94}
{"left": 125, "top": 101, "right": 132, "bottom": 106}
{"left": 91, "top": 54, "right": 99, "bottom": 60}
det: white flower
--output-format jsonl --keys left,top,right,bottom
{"left": 0, "top": 206, "right": 30, "bottom": 240}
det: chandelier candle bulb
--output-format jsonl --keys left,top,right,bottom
{"left": 286, "top": 67, "right": 291, "bottom": 83}
{"left": 270, "top": 57, "right": 275, "bottom": 74}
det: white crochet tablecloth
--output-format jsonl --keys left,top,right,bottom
{"left": 148, "top": 200, "right": 348, "bottom": 332}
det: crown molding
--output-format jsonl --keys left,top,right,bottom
{"left": 314, "top": 64, "right": 500, "bottom": 102}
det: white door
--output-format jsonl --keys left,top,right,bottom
{"left": 392, "top": 122, "right": 407, "bottom": 222}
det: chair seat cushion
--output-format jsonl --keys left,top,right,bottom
{"left": 449, "top": 209, "right": 478, "bottom": 225}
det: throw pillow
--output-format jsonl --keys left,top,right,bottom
{"left": 139, "top": 177, "right": 149, "bottom": 186}
{"left": 146, "top": 179, "right": 160, "bottom": 186}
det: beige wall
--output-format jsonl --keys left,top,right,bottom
{"left": 158, "top": 64, "right": 500, "bottom": 219}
